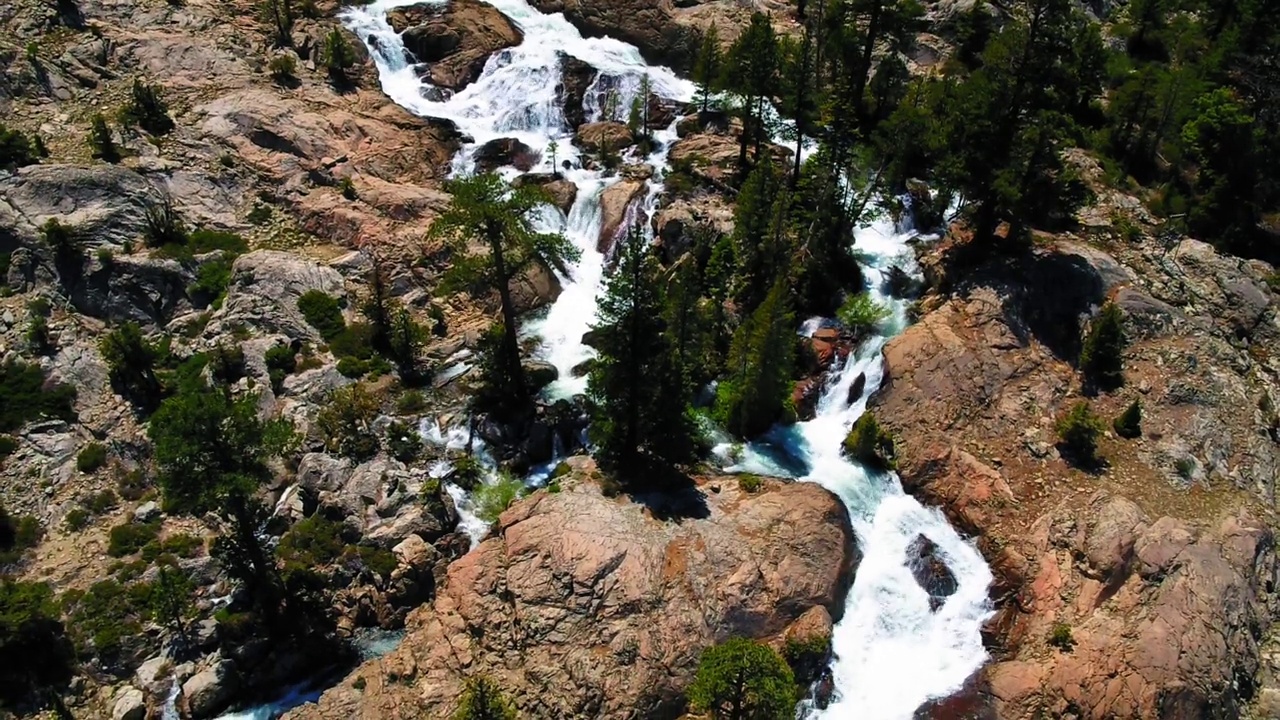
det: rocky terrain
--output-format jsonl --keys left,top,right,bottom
{"left": 288, "top": 457, "right": 856, "bottom": 719}
{"left": 874, "top": 160, "right": 1280, "bottom": 718}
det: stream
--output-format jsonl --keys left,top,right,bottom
{"left": 227, "top": 0, "right": 993, "bottom": 716}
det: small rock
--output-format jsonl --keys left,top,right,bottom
{"left": 133, "top": 501, "right": 161, "bottom": 523}
{"left": 906, "top": 534, "right": 958, "bottom": 611}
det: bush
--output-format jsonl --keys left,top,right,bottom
{"left": 450, "top": 454, "right": 484, "bottom": 491}
{"left": 120, "top": 79, "right": 174, "bottom": 136}
{"left": 87, "top": 113, "right": 119, "bottom": 162}
{"left": 337, "top": 356, "right": 370, "bottom": 379}
{"left": 396, "top": 389, "right": 427, "bottom": 415}
{"left": 207, "top": 343, "right": 247, "bottom": 386}
{"left": 474, "top": 472, "right": 523, "bottom": 524}
{"left": 61, "top": 578, "right": 148, "bottom": 660}
{"left": 339, "top": 177, "right": 358, "bottom": 200}
{"left": 345, "top": 545, "right": 397, "bottom": 578}
{"left": 452, "top": 676, "right": 516, "bottom": 720}
{"left": 738, "top": 474, "right": 763, "bottom": 493}
{"left": 0, "top": 359, "right": 77, "bottom": 432}
{"left": 782, "top": 634, "right": 831, "bottom": 684}
{"left": 841, "top": 412, "right": 895, "bottom": 470}
{"left": 688, "top": 637, "right": 796, "bottom": 720}
{"left": 265, "top": 344, "right": 298, "bottom": 391}
{"left": 837, "top": 292, "right": 892, "bottom": 336}
{"left": 76, "top": 442, "right": 109, "bottom": 473}
{"left": 320, "top": 28, "right": 356, "bottom": 79}
{"left": 143, "top": 198, "right": 188, "bottom": 248}
{"left": 1112, "top": 399, "right": 1141, "bottom": 439}
{"left": 1048, "top": 622, "right": 1075, "bottom": 651}
{"left": 84, "top": 490, "right": 118, "bottom": 514}
{"left": 107, "top": 521, "right": 162, "bottom": 558}
{"left": 0, "top": 580, "right": 74, "bottom": 704}
{"left": 316, "top": 383, "right": 381, "bottom": 460}
{"left": 298, "top": 290, "right": 347, "bottom": 341}
{"left": 1055, "top": 401, "right": 1104, "bottom": 463}
{"left": 385, "top": 420, "right": 421, "bottom": 462}
{"left": 43, "top": 218, "right": 84, "bottom": 283}
{"left": 187, "top": 229, "right": 249, "bottom": 255}
{"left": 1079, "top": 302, "right": 1126, "bottom": 390}
{"left": 0, "top": 123, "right": 39, "bottom": 171}
{"left": 64, "top": 507, "right": 90, "bottom": 531}
{"left": 141, "top": 533, "right": 201, "bottom": 563}
{"left": 268, "top": 53, "right": 297, "bottom": 82}
{"left": 277, "top": 515, "right": 346, "bottom": 571}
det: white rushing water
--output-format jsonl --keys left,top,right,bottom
{"left": 339, "top": 1, "right": 993, "bottom": 718}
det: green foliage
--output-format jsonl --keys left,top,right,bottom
{"left": 738, "top": 474, "right": 763, "bottom": 493}
{"left": 187, "top": 229, "right": 249, "bottom": 255}
{"left": 723, "top": 13, "right": 780, "bottom": 172}
{"left": 1055, "top": 400, "right": 1104, "bottom": 464}
{"left": 298, "top": 290, "right": 347, "bottom": 341}
{"left": 693, "top": 26, "right": 722, "bottom": 113}
{"left": 452, "top": 676, "right": 517, "bottom": 720}
{"left": 142, "top": 198, "right": 188, "bottom": 248}
{"left": 316, "top": 383, "right": 381, "bottom": 460}
{"left": 100, "top": 322, "right": 163, "bottom": 412}
{"left": 474, "top": 472, "right": 523, "bottom": 525}
{"left": 0, "top": 436, "right": 16, "bottom": 459}
{"left": 450, "top": 454, "right": 484, "bottom": 491}
{"left": 688, "top": 637, "right": 797, "bottom": 720}
{"left": 120, "top": 79, "right": 174, "bottom": 136}
{"left": 1079, "top": 302, "right": 1126, "bottom": 390}
{"left": 842, "top": 412, "right": 895, "bottom": 470}
{"left": 0, "top": 358, "right": 77, "bottom": 432}
{"left": 837, "top": 292, "right": 891, "bottom": 336}
{"left": 0, "top": 123, "right": 39, "bottom": 171}
{"left": 715, "top": 282, "right": 796, "bottom": 438}
{"left": 588, "top": 226, "right": 701, "bottom": 470}
{"left": 385, "top": 419, "right": 422, "bottom": 462}
{"left": 87, "top": 112, "right": 119, "bottom": 162}
{"left": 347, "top": 545, "right": 397, "bottom": 578}
{"left": 396, "top": 389, "right": 427, "bottom": 415}
{"left": 0, "top": 579, "right": 73, "bottom": 704}
{"left": 260, "top": 0, "right": 294, "bottom": 45}
{"left": 76, "top": 442, "right": 109, "bottom": 473}
{"left": 265, "top": 344, "right": 298, "bottom": 391}
{"left": 278, "top": 515, "right": 346, "bottom": 571}
{"left": 429, "top": 173, "right": 579, "bottom": 406}
{"left": 43, "top": 217, "right": 85, "bottom": 284}
{"left": 339, "top": 177, "right": 358, "bottom": 200}
{"left": 108, "top": 521, "right": 162, "bottom": 557}
{"left": 150, "top": 565, "right": 195, "bottom": 637}
{"left": 1113, "top": 399, "right": 1142, "bottom": 439}
{"left": 140, "top": 533, "right": 202, "bottom": 563}
{"left": 781, "top": 633, "right": 831, "bottom": 684}
{"left": 269, "top": 53, "right": 298, "bottom": 82}
{"left": 321, "top": 28, "right": 356, "bottom": 79}
{"left": 63, "top": 507, "right": 90, "bottom": 531}
{"left": 1048, "top": 622, "right": 1075, "bottom": 651}
{"left": 61, "top": 578, "right": 150, "bottom": 661}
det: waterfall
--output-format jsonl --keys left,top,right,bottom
{"left": 339, "top": 1, "right": 994, "bottom": 717}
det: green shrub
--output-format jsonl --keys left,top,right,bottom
{"left": 140, "top": 533, "right": 202, "bottom": 563}
{"left": 61, "top": 578, "right": 147, "bottom": 660}
{"left": 0, "top": 123, "right": 39, "bottom": 171}
{"left": 76, "top": 442, "right": 109, "bottom": 473}
{"left": 190, "top": 256, "right": 235, "bottom": 305}
{"left": 247, "top": 203, "right": 273, "bottom": 225}
{"left": 452, "top": 676, "right": 516, "bottom": 720}
{"left": 337, "top": 356, "right": 369, "bottom": 378}
{"left": 320, "top": 28, "right": 356, "bottom": 80}
{"left": 0, "top": 359, "right": 77, "bottom": 432}
{"left": 339, "top": 177, "right": 358, "bottom": 200}
{"left": 25, "top": 312, "right": 51, "bottom": 355}
{"left": 385, "top": 420, "right": 421, "bottom": 462}
{"left": 116, "top": 468, "right": 150, "bottom": 502}
{"left": 84, "top": 490, "right": 118, "bottom": 515}
{"left": 87, "top": 113, "right": 119, "bottom": 162}
{"left": 546, "top": 480, "right": 561, "bottom": 493}
{"left": 13, "top": 516, "right": 42, "bottom": 550}
{"left": 43, "top": 218, "right": 84, "bottom": 283}
{"left": 120, "top": 79, "right": 174, "bottom": 136}
{"left": 688, "top": 638, "right": 796, "bottom": 720}
{"left": 316, "top": 383, "right": 381, "bottom": 460}
{"left": 346, "top": 545, "right": 397, "bottom": 578}
{"left": 841, "top": 412, "right": 895, "bottom": 470}
{"left": 188, "top": 229, "right": 249, "bottom": 255}
{"left": 277, "top": 515, "right": 346, "bottom": 571}
{"left": 474, "top": 472, "right": 523, "bottom": 524}
{"left": 1174, "top": 456, "right": 1196, "bottom": 480}
{"left": 1113, "top": 399, "right": 1141, "bottom": 439}
{"left": 1055, "top": 401, "right": 1104, "bottom": 463}
{"left": 396, "top": 389, "right": 427, "bottom": 415}
{"left": 781, "top": 634, "right": 831, "bottom": 683}
{"left": 1079, "top": 302, "right": 1126, "bottom": 390}
{"left": 738, "top": 474, "right": 763, "bottom": 493}
{"left": 265, "top": 344, "right": 298, "bottom": 391}
{"left": 63, "top": 507, "right": 90, "bottom": 531}
{"left": 268, "top": 53, "right": 297, "bottom": 82}
{"left": 0, "top": 580, "right": 74, "bottom": 702}
{"left": 143, "top": 199, "right": 188, "bottom": 248}
{"left": 0, "top": 436, "right": 17, "bottom": 459}
{"left": 298, "top": 290, "right": 347, "bottom": 340}
{"left": 1048, "top": 622, "right": 1075, "bottom": 651}
{"left": 837, "top": 292, "right": 892, "bottom": 336}
{"left": 450, "top": 454, "right": 483, "bottom": 491}
{"left": 107, "top": 521, "right": 162, "bottom": 557}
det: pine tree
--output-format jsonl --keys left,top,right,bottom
{"left": 428, "top": 173, "right": 579, "bottom": 407}
{"left": 99, "top": 321, "right": 163, "bottom": 413}
{"left": 729, "top": 159, "right": 788, "bottom": 313}
{"left": 693, "top": 26, "right": 722, "bottom": 115}
{"left": 1113, "top": 399, "right": 1142, "bottom": 439}
{"left": 1079, "top": 302, "right": 1126, "bottom": 390}
{"left": 588, "top": 226, "right": 700, "bottom": 469}
{"left": 453, "top": 677, "right": 516, "bottom": 720}
{"left": 724, "top": 13, "right": 780, "bottom": 172}
{"left": 688, "top": 638, "right": 797, "bottom": 720}
{"left": 321, "top": 27, "right": 356, "bottom": 81}
{"left": 715, "top": 281, "right": 796, "bottom": 438}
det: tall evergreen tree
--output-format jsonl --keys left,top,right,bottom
{"left": 588, "top": 226, "right": 700, "bottom": 469}
{"left": 729, "top": 159, "right": 789, "bottom": 313}
{"left": 429, "top": 173, "right": 579, "bottom": 406}
{"left": 723, "top": 13, "right": 780, "bottom": 172}
{"left": 715, "top": 281, "right": 796, "bottom": 438}
{"left": 693, "top": 26, "right": 722, "bottom": 115}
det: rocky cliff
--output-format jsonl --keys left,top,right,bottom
{"left": 289, "top": 457, "right": 857, "bottom": 719}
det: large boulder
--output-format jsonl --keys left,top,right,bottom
{"left": 512, "top": 172, "right": 578, "bottom": 214}
{"left": 556, "top": 52, "right": 598, "bottom": 130}
{"left": 213, "top": 250, "right": 346, "bottom": 342}
{"left": 597, "top": 179, "right": 647, "bottom": 255}
{"left": 388, "top": 0, "right": 523, "bottom": 91}
{"left": 288, "top": 457, "right": 857, "bottom": 719}
{"left": 472, "top": 137, "right": 539, "bottom": 173}
{"left": 575, "top": 121, "right": 634, "bottom": 153}
{"left": 182, "top": 660, "right": 239, "bottom": 719}
{"left": 0, "top": 164, "right": 162, "bottom": 248}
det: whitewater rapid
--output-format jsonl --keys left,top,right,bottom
{"left": 339, "top": 0, "right": 994, "bottom": 717}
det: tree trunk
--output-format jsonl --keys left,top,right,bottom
{"left": 229, "top": 496, "right": 284, "bottom": 633}
{"left": 737, "top": 96, "right": 753, "bottom": 174}
{"left": 852, "top": 0, "right": 884, "bottom": 128}
{"left": 488, "top": 222, "right": 528, "bottom": 400}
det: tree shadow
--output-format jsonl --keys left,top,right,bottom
{"left": 55, "top": 0, "right": 85, "bottom": 29}
{"left": 615, "top": 460, "right": 710, "bottom": 522}
{"left": 1055, "top": 443, "right": 1109, "bottom": 475}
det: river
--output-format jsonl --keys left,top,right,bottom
{"left": 228, "top": 0, "right": 993, "bottom": 716}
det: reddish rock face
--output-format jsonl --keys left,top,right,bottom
{"left": 388, "top": 0, "right": 523, "bottom": 91}
{"left": 287, "top": 457, "right": 857, "bottom": 719}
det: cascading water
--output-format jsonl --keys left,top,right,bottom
{"left": 256, "top": 1, "right": 994, "bottom": 718}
